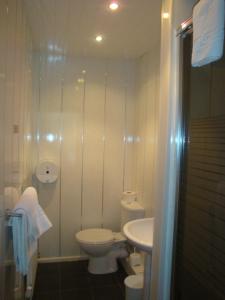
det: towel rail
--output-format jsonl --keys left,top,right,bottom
{"left": 6, "top": 209, "right": 22, "bottom": 219}
{"left": 177, "top": 17, "right": 193, "bottom": 38}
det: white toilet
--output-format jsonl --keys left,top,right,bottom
{"left": 76, "top": 194, "right": 145, "bottom": 274}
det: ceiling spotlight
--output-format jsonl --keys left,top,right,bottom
{"left": 96, "top": 35, "right": 103, "bottom": 42}
{"left": 109, "top": 2, "right": 119, "bottom": 11}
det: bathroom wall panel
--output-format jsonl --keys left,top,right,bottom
{"left": 60, "top": 59, "right": 84, "bottom": 256}
{"left": 102, "top": 61, "right": 126, "bottom": 230}
{"left": 3, "top": 0, "right": 33, "bottom": 188}
{"left": 136, "top": 58, "right": 148, "bottom": 208}
{"left": 0, "top": 2, "right": 7, "bottom": 298}
{"left": 0, "top": 0, "right": 34, "bottom": 297}
{"left": 123, "top": 62, "right": 137, "bottom": 191}
{"left": 15, "top": 3, "right": 33, "bottom": 186}
{"left": 37, "top": 55, "right": 64, "bottom": 257}
{"left": 136, "top": 49, "right": 160, "bottom": 217}
{"left": 36, "top": 56, "right": 137, "bottom": 258}
{"left": 143, "top": 52, "right": 159, "bottom": 216}
{"left": 4, "top": 0, "right": 17, "bottom": 186}
{"left": 0, "top": 0, "right": 7, "bottom": 193}
{"left": 82, "top": 59, "right": 106, "bottom": 229}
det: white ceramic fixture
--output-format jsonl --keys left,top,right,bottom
{"left": 76, "top": 193, "right": 145, "bottom": 274}
{"left": 123, "top": 218, "right": 154, "bottom": 253}
{"left": 123, "top": 218, "right": 154, "bottom": 300}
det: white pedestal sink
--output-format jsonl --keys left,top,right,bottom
{"left": 123, "top": 218, "right": 154, "bottom": 300}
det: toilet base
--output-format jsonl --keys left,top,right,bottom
{"left": 88, "top": 255, "right": 118, "bottom": 274}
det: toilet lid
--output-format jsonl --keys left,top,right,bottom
{"left": 76, "top": 228, "right": 114, "bottom": 245}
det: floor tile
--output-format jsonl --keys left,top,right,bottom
{"left": 33, "top": 291, "right": 61, "bottom": 300}
{"left": 35, "top": 273, "right": 60, "bottom": 293}
{"left": 61, "top": 288, "right": 94, "bottom": 300}
{"left": 37, "top": 262, "right": 60, "bottom": 275}
{"left": 89, "top": 273, "right": 117, "bottom": 287}
{"left": 93, "top": 286, "right": 124, "bottom": 300}
{"left": 34, "top": 260, "right": 127, "bottom": 300}
{"left": 60, "top": 260, "right": 89, "bottom": 275}
{"left": 61, "top": 273, "right": 90, "bottom": 290}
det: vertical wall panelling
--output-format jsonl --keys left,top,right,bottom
{"left": 135, "top": 48, "right": 160, "bottom": 217}
{"left": 0, "top": 0, "right": 34, "bottom": 297}
{"left": 60, "top": 58, "right": 84, "bottom": 257}
{"left": 36, "top": 57, "right": 137, "bottom": 258}
{"left": 0, "top": 2, "right": 7, "bottom": 298}
{"left": 4, "top": 0, "right": 33, "bottom": 189}
{"left": 123, "top": 61, "right": 137, "bottom": 192}
{"left": 5, "top": 0, "right": 17, "bottom": 187}
{"left": 136, "top": 56, "right": 148, "bottom": 207}
{"left": 37, "top": 54, "right": 65, "bottom": 257}
{"left": 102, "top": 60, "right": 127, "bottom": 230}
{"left": 82, "top": 59, "right": 106, "bottom": 229}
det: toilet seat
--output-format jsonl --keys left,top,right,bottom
{"left": 76, "top": 228, "right": 114, "bottom": 245}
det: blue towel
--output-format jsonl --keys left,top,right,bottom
{"left": 11, "top": 213, "right": 29, "bottom": 275}
{"left": 192, "top": 0, "right": 225, "bottom": 67}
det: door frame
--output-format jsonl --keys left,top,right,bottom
{"left": 150, "top": 0, "right": 196, "bottom": 299}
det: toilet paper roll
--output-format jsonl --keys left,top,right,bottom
{"left": 122, "top": 191, "right": 137, "bottom": 202}
{"left": 36, "top": 161, "right": 58, "bottom": 183}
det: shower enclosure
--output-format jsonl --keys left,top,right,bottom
{"left": 173, "top": 33, "right": 225, "bottom": 299}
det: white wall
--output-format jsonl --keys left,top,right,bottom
{"left": 0, "top": 0, "right": 34, "bottom": 192}
{"left": 135, "top": 47, "right": 160, "bottom": 217}
{"left": 34, "top": 55, "right": 137, "bottom": 258}
{"left": 0, "top": 0, "right": 33, "bottom": 298}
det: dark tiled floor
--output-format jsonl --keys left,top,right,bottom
{"left": 33, "top": 260, "right": 127, "bottom": 300}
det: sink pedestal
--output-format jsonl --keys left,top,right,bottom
{"left": 143, "top": 253, "right": 151, "bottom": 300}
{"left": 123, "top": 218, "right": 154, "bottom": 300}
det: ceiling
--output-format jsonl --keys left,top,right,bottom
{"left": 24, "top": 0, "right": 161, "bottom": 59}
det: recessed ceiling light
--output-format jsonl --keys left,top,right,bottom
{"left": 96, "top": 35, "right": 103, "bottom": 42}
{"left": 109, "top": 2, "right": 119, "bottom": 11}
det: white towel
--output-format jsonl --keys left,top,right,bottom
{"left": 192, "top": 0, "right": 225, "bottom": 67}
{"left": 10, "top": 187, "right": 52, "bottom": 275}
{"left": 4, "top": 186, "right": 20, "bottom": 209}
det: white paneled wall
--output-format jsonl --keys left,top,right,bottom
{"left": 0, "top": 0, "right": 33, "bottom": 298}
{"left": 36, "top": 55, "right": 65, "bottom": 257}
{"left": 34, "top": 56, "right": 137, "bottom": 258}
{"left": 60, "top": 59, "right": 84, "bottom": 257}
{"left": 82, "top": 59, "right": 106, "bottom": 230}
{"left": 1, "top": 0, "right": 33, "bottom": 194}
{"left": 135, "top": 47, "right": 160, "bottom": 217}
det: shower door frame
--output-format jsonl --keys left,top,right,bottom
{"left": 150, "top": 9, "right": 185, "bottom": 300}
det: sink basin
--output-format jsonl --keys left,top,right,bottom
{"left": 123, "top": 218, "right": 154, "bottom": 253}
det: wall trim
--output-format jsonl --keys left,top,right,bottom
{"left": 38, "top": 255, "right": 88, "bottom": 264}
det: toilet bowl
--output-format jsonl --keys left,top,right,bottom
{"left": 76, "top": 228, "right": 127, "bottom": 274}
{"left": 76, "top": 193, "right": 145, "bottom": 274}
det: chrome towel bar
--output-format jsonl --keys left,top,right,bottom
{"left": 6, "top": 209, "right": 22, "bottom": 219}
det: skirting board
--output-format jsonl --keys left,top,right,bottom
{"left": 38, "top": 255, "right": 88, "bottom": 264}
{"left": 38, "top": 255, "right": 144, "bottom": 275}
